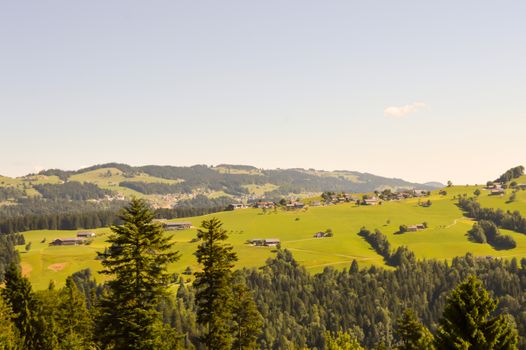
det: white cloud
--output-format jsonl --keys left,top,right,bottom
{"left": 384, "top": 102, "right": 426, "bottom": 117}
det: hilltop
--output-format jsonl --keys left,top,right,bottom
{"left": 0, "top": 162, "right": 440, "bottom": 208}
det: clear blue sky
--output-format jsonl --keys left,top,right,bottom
{"left": 1, "top": 1, "right": 525, "bottom": 184}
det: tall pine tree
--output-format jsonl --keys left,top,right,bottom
{"left": 56, "top": 277, "right": 95, "bottom": 349}
{"left": 231, "top": 273, "right": 263, "bottom": 350}
{"left": 436, "top": 275, "right": 518, "bottom": 349}
{"left": 0, "top": 293, "right": 19, "bottom": 349}
{"left": 96, "top": 198, "right": 180, "bottom": 350}
{"left": 1, "top": 264, "right": 49, "bottom": 350}
{"left": 395, "top": 309, "right": 435, "bottom": 350}
{"left": 194, "top": 218, "right": 238, "bottom": 350}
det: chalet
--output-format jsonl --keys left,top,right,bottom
{"left": 263, "top": 238, "right": 280, "bottom": 246}
{"left": 249, "top": 238, "right": 280, "bottom": 247}
{"left": 313, "top": 232, "right": 325, "bottom": 238}
{"left": 363, "top": 197, "right": 379, "bottom": 206}
{"left": 310, "top": 201, "right": 322, "bottom": 207}
{"left": 254, "top": 201, "right": 275, "bottom": 209}
{"left": 50, "top": 238, "right": 86, "bottom": 246}
{"left": 286, "top": 202, "right": 305, "bottom": 210}
{"left": 515, "top": 184, "right": 526, "bottom": 190}
{"left": 77, "top": 231, "right": 96, "bottom": 238}
{"left": 227, "top": 203, "right": 247, "bottom": 210}
{"left": 490, "top": 189, "right": 505, "bottom": 196}
{"left": 164, "top": 222, "right": 192, "bottom": 230}
{"left": 414, "top": 190, "right": 429, "bottom": 197}
{"left": 407, "top": 224, "right": 426, "bottom": 232}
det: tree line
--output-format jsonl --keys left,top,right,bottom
{"left": 458, "top": 197, "right": 526, "bottom": 235}
{"left": 468, "top": 220, "right": 516, "bottom": 249}
{"left": 496, "top": 166, "right": 525, "bottom": 183}
{"left": 358, "top": 227, "right": 416, "bottom": 266}
{"left": 33, "top": 181, "right": 113, "bottom": 201}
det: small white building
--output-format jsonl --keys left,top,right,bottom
{"left": 77, "top": 231, "right": 96, "bottom": 238}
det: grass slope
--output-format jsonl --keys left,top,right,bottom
{"left": 18, "top": 185, "right": 526, "bottom": 290}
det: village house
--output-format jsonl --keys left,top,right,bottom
{"left": 286, "top": 202, "right": 305, "bottom": 210}
{"left": 263, "top": 238, "right": 280, "bottom": 246}
{"left": 250, "top": 238, "right": 280, "bottom": 247}
{"left": 254, "top": 201, "right": 275, "bottom": 209}
{"left": 313, "top": 232, "right": 326, "bottom": 238}
{"left": 50, "top": 238, "right": 86, "bottom": 246}
{"left": 77, "top": 231, "right": 96, "bottom": 238}
{"left": 227, "top": 203, "right": 247, "bottom": 210}
{"left": 163, "top": 222, "right": 192, "bottom": 230}
{"left": 490, "top": 188, "right": 505, "bottom": 196}
{"left": 407, "top": 224, "right": 426, "bottom": 232}
{"left": 363, "top": 197, "right": 379, "bottom": 206}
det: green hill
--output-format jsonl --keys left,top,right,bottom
{"left": 1, "top": 163, "right": 440, "bottom": 206}
{"left": 18, "top": 183, "right": 526, "bottom": 290}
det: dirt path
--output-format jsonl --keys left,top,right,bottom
{"left": 444, "top": 217, "right": 469, "bottom": 229}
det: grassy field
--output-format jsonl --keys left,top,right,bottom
{"left": 18, "top": 184, "right": 526, "bottom": 290}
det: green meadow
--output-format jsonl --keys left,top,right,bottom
{"left": 18, "top": 185, "right": 526, "bottom": 290}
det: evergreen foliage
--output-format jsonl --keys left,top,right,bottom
{"left": 394, "top": 309, "right": 435, "bottom": 349}
{"left": 496, "top": 166, "right": 525, "bottom": 183}
{"left": 231, "top": 273, "right": 263, "bottom": 350}
{"left": 1, "top": 265, "right": 49, "bottom": 349}
{"left": 325, "top": 330, "right": 364, "bottom": 350}
{"left": 467, "top": 220, "right": 516, "bottom": 249}
{"left": 194, "top": 218, "right": 238, "bottom": 349}
{"left": 0, "top": 294, "right": 19, "bottom": 350}
{"left": 436, "top": 275, "right": 518, "bottom": 349}
{"left": 96, "top": 198, "right": 180, "bottom": 350}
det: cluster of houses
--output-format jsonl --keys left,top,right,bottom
{"left": 486, "top": 182, "right": 506, "bottom": 196}
{"left": 227, "top": 203, "right": 249, "bottom": 210}
{"left": 378, "top": 189, "right": 431, "bottom": 201}
{"left": 163, "top": 221, "right": 192, "bottom": 230}
{"left": 248, "top": 238, "right": 280, "bottom": 247}
{"left": 253, "top": 201, "right": 276, "bottom": 209}
{"left": 318, "top": 189, "right": 431, "bottom": 207}
{"left": 285, "top": 202, "right": 305, "bottom": 210}
{"left": 153, "top": 219, "right": 192, "bottom": 230}
{"left": 407, "top": 223, "right": 426, "bottom": 232}
{"left": 50, "top": 231, "right": 96, "bottom": 246}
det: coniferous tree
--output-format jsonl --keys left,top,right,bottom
{"left": 436, "top": 275, "right": 518, "bottom": 349}
{"left": 194, "top": 218, "right": 238, "bottom": 350}
{"left": 56, "top": 277, "right": 95, "bottom": 349}
{"left": 96, "top": 198, "right": 180, "bottom": 350}
{"left": 0, "top": 294, "right": 19, "bottom": 350}
{"left": 231, "top": 273, "right": 263, "bottom": 350}
{"left": 1, "top": 264, "right": 49, "bottom": 350}
{"left": 325, "top": 330, "right": 364, "bottom": 350}
{"left": 395, "top": 309, "right": 435, "bottom": 350}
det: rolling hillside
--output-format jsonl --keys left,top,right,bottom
{"left": 18, "top": 180, "right": 526, "bottom": 290}
{"left": 1, "top": 163, "right": 440, "bottom": 208}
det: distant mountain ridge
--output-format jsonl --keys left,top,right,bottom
{"left": 33, "top": 162, "right": 441, "bottom": 196}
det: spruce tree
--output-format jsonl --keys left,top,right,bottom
{"left": 325, "top": 330, "right": 364, "bottom": 350}
{"left": 435, "top": 275, "right": 518, "bottom": 349}
{"left": 96, "top": 198, "right": 180, "bottom": 350}
{"left": 194, "top": 218, "right": 238, "bottom": 350}
{"left": 395, "top": 309, "right": 434, "bottom": 350}
{"left": 0, "top": 294, "right": 19, "bottom": 350}
{"left": 231, "top": 274, "right": 263, "bottom": 350}
{"left": 56, "top": 277, "right": 95, "bottom": 349}
{"left": 1, "top": 264, "right": 49, "bottom": 350}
